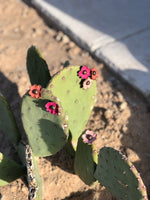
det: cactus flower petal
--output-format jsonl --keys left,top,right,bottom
{"left": 29, "top": 84, "right": 42, "bottom": 99}
{"left": 82, "top": 130, "right": 97, "bottom": 145}
{"left": 83, "top": 77, "right": 93, "bottom": 90}
{"left": 78, "top": 66, "right": 91, "bottom": 79}
{"left": 45, "top": 102, "right": 59, "bottom": 115}
{"left": 91, "top": 67, "right": 98, "bottom": 80}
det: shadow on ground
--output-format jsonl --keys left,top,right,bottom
{"left": 0, "top": 73, "right": 23, "bottom": 161}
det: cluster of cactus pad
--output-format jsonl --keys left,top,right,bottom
{"left": 0, "top": 46, "right": 148, "bottom": 200}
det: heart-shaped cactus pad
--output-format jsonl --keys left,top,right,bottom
{"left": 46, "top": 66, "right": 97, "bottom": 149}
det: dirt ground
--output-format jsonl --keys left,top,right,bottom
{"left": 0, "top": 0, "right": 150, "bottom": 199}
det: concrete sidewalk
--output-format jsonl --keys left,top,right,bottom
{"left": 31, "top": 0, "right": 150, "bottom": 101}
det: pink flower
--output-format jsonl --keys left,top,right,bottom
{"left": 82, "top": 130, "right": 97, "bottom": 145}
{"left": 45, "top": 102, "right": 59, "bottom": 115}
{"left": 78, "top": 66, "right": 91, "bottom": 79}
{"left": 83, "top": 77, "right": 93, "bottom": 90}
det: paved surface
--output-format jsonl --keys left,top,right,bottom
{"left": 31, "top": 0, "right": 150, "bottom": 101}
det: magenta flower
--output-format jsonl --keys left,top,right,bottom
{"left": 82, "top": 130, "right": 97, "bottom": 145}
{"left": 78, "top": 66, "right": 91, "bottom": 79}
{"left": 45, "top": 102, "right": 59, "bottom": 115}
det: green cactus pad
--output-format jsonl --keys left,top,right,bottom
{"left": 21, "top": 92, "right": 69, "bottom": 157}
{"left": 0, "top": 93, "right": 27, "bottom": 165}
{"left": 0, "top": 152, "right": 25, "bottom": 186}
{"left": 16, "top": 141, "right": 27, "bottom": 166}
{"left": 0, "top": 93, "right": 21, "bottom": 147}
{"left": 47, "top": 66, "right": 97, "bottom": 149}
{"left": 74, "top": 135, "right": 97, "bottom": 185}
{"left": 27, "top": 46, "right": 51, "bottom": 88}
{"left": 94, "top": 147, "right": 148, "bottom": 200}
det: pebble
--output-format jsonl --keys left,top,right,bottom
{"left": 55, "top": 31, "right": 63, "bottom": 42}
{"left": 62, "top": 35, "right": 70, "bottom": 44}
{"left": 21, "top": 186, "right": 28, "bottom": 194}
{"left": 104, "top": 109, "right": 113, "bottom": 119}
{"left": 0, "top": 194, "right": 5, "bottom": 200}
{"left": 69, "top": 41, "right": 76, "bottom": 48}
{"left": 120, "top": 102, "right": 127, "bottom": 111}
{"left": 13, "top": 27, "right": 19, "bottom": 33}
{"left": 126, "top": 148, "right": 140, "bottom": 162}
{"left": 69, "top": 46, "right": 81, "bottom": 55}
{"left": 116, "top": 92, "right": 124, "bottom": 101}
{"left": 121, "top": 125, "right": 128, "bottom": 133}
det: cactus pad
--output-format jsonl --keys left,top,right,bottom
{"left": 47, "top": 66, "right": 97, "bottom": 148}
{"left": 0, "top": 152, "right": 25, "bottom": 186}
{"left": 94, "top": 147, "right": 148, "bottom": 200}
{"left": 74, "top": 134, "right": 97, "bottom": 185}
{"left": 0, "top": 92, "right": 21, "bottom": 147}
{"left": 21, "top": 92, "right": 69, "bottom": 157}
{"left": 27, "top": 46, "right": 51, "bottom": 88}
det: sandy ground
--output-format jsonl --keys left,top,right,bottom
{"left": 0, "top": 0, "right": 150, "bottom": 199}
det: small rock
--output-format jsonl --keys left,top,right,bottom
{"left": 62, "top": 35, "right": 70, "bottom": 44}
{"left": 116, "top": 92, "right": 124, "bottom": 101}
{"left": 69, "top": 41, "right": 76, "bottom": 48}
{"left": 120, "top": 102, "right": 127, "bottom": 111}
{"left": 13, "top": 27, "right": 19, "bottom": 33}
{"left": 121, "top": 125, "right": 128, "bottom": 133}
{"left": 104, "top": 109, "right": 113, "bottom": 119}
{"left": 69, "top": 46, "right": 81, "bottom": 55}
{"left": 55, "top": 31, "right": 63, "bottom": 42}
{"left": 126, "top": 148, "right": 140, "bottom": 162}
{"left": 21, "top": 185, "right": 28, "bottom": 194}
{"left": 0, "top": 194, "right": 5, "bottom": 200}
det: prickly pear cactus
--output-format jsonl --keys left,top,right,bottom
{"left": 0, "top": 152, "right": 25, "bottom": 186}
{"left": 0, "top": 92, "right": 21, "bottom": 147}
{"left": 46, "top": 66, "right": 97, "bottom": 149}
{"left": 0, "top": 93, "right": 26, "bottom": 165}
{"left": 94, "top": 147, "right": 148, "bottom": 200}
{"left": 27, "top": 46, "right": 51, "bottom": 88}
{"left": 74, "top": 133, "right": 98, "bottom": 185}
{"left": 0, "top": 45, "right": 149, "bottom": 200}
{"left": 21, "top": 91, "right": 69, "bottom": 157}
